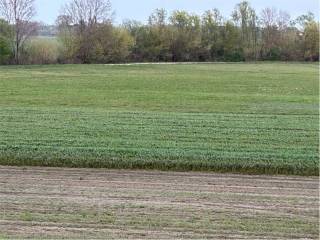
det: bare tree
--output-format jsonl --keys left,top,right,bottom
{"left": 260, "top": 8, "right": 291, "bottom": 59}
{"left": 260, "top": 7, "right": 278, "bottom": 53}
{"left": 0, "top": 0, "right": 37, "bottom": 64}
{"left": 63, "top": 0, "right": 112, "bottom": 26}
{"left": 277, "top": 11, "right": 290, "bottom": 31}
{"left": 59, "top": 0, "right": 112, "bottom": 63}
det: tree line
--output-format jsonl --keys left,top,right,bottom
{"left": 0, "top": 0, "right": 319, "bottom": 65}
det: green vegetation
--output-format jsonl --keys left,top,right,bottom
{"left": 0, "top": 63, "right": 318, "bottom": 175}
{"left": 0, "top": 1, "right": 319, "bottom": 65}
{"left": 0, "top": 19, "right": 12, "bottom": 64}
{"left": 24, "top": 37, "right": 60, "bottom": 64}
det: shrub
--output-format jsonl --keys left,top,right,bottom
{"left": 0, "top": 37, "right": 11, "bottom": 64}
{"left": 24, "top": 38, "right": 59, "bottom": 64}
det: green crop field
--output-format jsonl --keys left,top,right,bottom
{"left": 0, "top": 63, "right": 318, "bottom": 175}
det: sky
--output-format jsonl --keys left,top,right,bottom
{"left": 36, "top": 0, "right": 319, "bottom": 24}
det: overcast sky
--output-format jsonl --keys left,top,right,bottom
{"left": 36, "top": 0, "right": 319, "bottom": 24}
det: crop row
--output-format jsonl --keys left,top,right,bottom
{"left": 0, "top": 107, "right": 318, "bottom": 175}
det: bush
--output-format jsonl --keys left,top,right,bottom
{"left": 94, "top": 26, "right": 134, "bottom": 63}
{"left": 24, "top": 38, "right": 60, "bottom": 64}
{"left": 0, "top": 37, "right": 11, "bottom": 64}
{"left": 225, "top": 49, "right": 245, "bottom": 62}
{"left": 0, "top": 19, "right": 12, "bottom": 64}
{"left": 264, "top": 47, "right": 281, "bottom": 61}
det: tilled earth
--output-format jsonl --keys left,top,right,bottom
{"left": 0, "top": 167, "right": 318, "bottom": 239}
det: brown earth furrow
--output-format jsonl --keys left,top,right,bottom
{"left": 1, "top": 192, "right": 317, "bottom": 216}
{"left": 1, "top": 177, "right": 318, "bottom": 191}
{"left": 0, "top": 220, "right": 316, "bottom": 239}
{"left": 1, "top": 180, "right": 317, "bottom": 198}
{"left": 0, "top": 166, "right": 318, "bottom": 239}
{"left": 0, "top": 166, "right": 317, "bottom": 182}
{"left": 2, "top": 196, "right": 317, "bottom": 217}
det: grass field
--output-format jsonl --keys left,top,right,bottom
{"left": 0, "top": 63, "right": 318, "bottom": 175}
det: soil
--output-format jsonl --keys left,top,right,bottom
{"left": 0, "top": 166, "right": 318, "bottom": 239}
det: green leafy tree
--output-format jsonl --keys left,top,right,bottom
{"left": 95, "top": 24, "right": 134, "bottom": 63}
{"left": 293, "top": 13, "right": 319, "bottom": 61}
{"left": 232, "top": 1, "right": 258, "bottom": 60}
{"left": 123, "top": 21, "right": 157, "bottom": 61}
{"left": 222, "top": 20, "right": 244, "bottom": 61}
{"left": 0, "top": 19, "right": 12, "bottom": 64}
{"left": 304, "top": 21, "right": 319, "bottom": 61}
{"left": 169, "top": 11, "right": 201, "bottom": 61}
{"left": 147, "top": 9, "right": 171, "bottom": 61}
{"left": 201, "top": 9, "right": 224, "bottom": 61}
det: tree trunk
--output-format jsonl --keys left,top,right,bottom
{"left": 15, "top": 33, "right": 19, "bottom": 64}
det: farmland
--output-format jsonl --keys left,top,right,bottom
{"left": 0, "top": 166, "right": 319, "bottom": 239}
{"left": 0, "top": 63, "right": 318, "bottom": 175}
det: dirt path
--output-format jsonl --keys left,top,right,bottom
{"left": 0, "top": 167, "right": 318, "bottom": 239}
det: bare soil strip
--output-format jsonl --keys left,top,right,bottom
{"left": 0, "top": 167, "right": 318, "bottom": 239}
